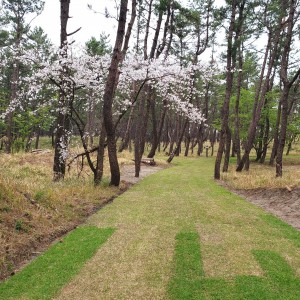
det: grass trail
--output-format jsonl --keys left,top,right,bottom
{"left": 55, "top": 157, "right": 300, "bottom": 299}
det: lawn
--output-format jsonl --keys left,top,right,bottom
{"left": 0, "top": 156, "right": 300, "bottom": 299}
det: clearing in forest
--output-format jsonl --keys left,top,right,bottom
{"left": 0, "top": 157, "right": 300, "bottom": 299}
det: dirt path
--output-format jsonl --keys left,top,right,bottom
{"left": 120, "top": 164, "right": 164, "bottom": 184}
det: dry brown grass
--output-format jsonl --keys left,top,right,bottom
{"left": 221, "top": 156, "right": 300, "bottom": 190}
{"left": 0, "top": 148, "right": 133, "bottom": 280}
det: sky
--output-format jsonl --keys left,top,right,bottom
{"left": 31, "top": 0, "right": 225, "bottom": 45}
{"left": 31, "top": 0, "right": 118, "bottom": 46}
{"left": 29, "top": 0, "right": 228, "bottom": 61}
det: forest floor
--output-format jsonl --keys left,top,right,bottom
{"left": 1, "top": 156, "right": 300, "bottom": 299}
{"left": 121, "top": 164, "right": 164, "bottom": 184}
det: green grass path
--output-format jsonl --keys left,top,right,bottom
{"left": 1, "top": 157, "right": 300, "bottom": 299}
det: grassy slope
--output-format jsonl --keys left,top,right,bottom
{"left": 50, "top": 157, "right": 300, "bottom": 299}
{"left": 0, "top": 152, "right": 120, "bottom": 279}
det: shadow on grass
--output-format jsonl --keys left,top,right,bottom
{"left": 0, "top": 226, "right": 115, "bottom": 300}
{"left": 168, "top": 230, "right": 300, "bottom": 300}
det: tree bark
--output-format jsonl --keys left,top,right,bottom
{"left": 222, "top": 126, "right": 232, "bottom": 172}
{"left": 167, "top": 119, "right": 188, "bottom": 163}
{"left": 147, "top": 103, "right": 167, "bottom": 158}
{"left": 275, "top": 0, "right": 297, "bottom": 177}
{"left": 143, "top": 0, "right": 153, "bottom": 60}
{"left": 102, "top": 0, "right": 129, "bottom": 186}
{"left": 35, "top": 126, "right": 40, "bottom": 149}
{"left": 156, "top": 2, "right": 171, "bottom": 58}
{"left": 53, "top": 0, "right": 71, "bottom": 181}
{"left": 233, "top": 45, "right": 243, "bottom": 165}
{"left": 259, "top": 116, "right": 270, "bottom": 164}
{"left": 236, "top": 11, "right": 282, "bottom": 172}
{"left": 134, "top": 89, "right": 148, "bottom": 177}
{"left": 118, "top": 103, "right": 135, "bottom": 152}
{"left": 94, "top": 124, "right": 106, "bottom": 185}
{"left": 269, "top": 101, "right": 281, "bottom": 165}
{"left": 214, "top": 0, "right": 237, "bottom": 179}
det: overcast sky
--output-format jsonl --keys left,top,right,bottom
{"left": 31, "top": 0, "right": 118, "bottom": 46}
{"left": 30, "top": 0, "right": 227, "bottom": 61}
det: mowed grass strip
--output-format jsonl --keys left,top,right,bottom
{"left": 168, "top": 231, "right": 204, "bottom": 300}
{"left": 0, "top": 226, "right": 114, "bottom": 300}
{"left": 169, "top": 230, "right": 300, "bottom": 299}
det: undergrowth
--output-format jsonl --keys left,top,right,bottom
{"left": 221, "top": 155, "right": 300, "bottom": 190}
{"left": 0, "top": 149, "right": 126, "bottom": 280}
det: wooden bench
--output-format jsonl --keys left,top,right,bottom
{"left": 132, "top": 157, "right": 156, "bottom": 166}
{"left": 141, "top": 157, "right": 156, "bottom": 166}
{"left": 31, "top": 149, "right": 51, "bottom": 154}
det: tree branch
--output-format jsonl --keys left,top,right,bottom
{"left": 288, "top": 67, "right": 300, "bottom": 89}
{"left": 67, "top": 27, "right": 82, "bottom": 36}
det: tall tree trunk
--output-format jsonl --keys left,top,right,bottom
{"left": 210, "top": 129, "right": 217, "bottom": 156}
{"left": 147, "top": 99, "right": 158, "bottom": 157}
{"left": 236, "top": 13, "right": 282, "bottom": 172}
{"left": 5, "top": 0, "right": 28, "bottom": 154}
{"left": 276, "top": 88, "right": 289, "bottom": 177}
{"left": 85, "top": 96, "right": 96, "bottom": 148}
{"left": 164, "top": 3, "right": 175, "bottom": 60}
{"left": 223, "top": 126, "right": 232, "bottom": 172}
{"left": 118, "top": 81, "right": 139, "bottom": 153}
{"left": 94, "top": 124, "right": 106, "bottom": 185}
{"left": 118, "top": 103, "right": 135, "bottom": 152}
{"left": 167, "top": 119, "right": 188, "bottom": 163}
{"left": 144, "top": 6, "right": 167, "bottom": 159}
{"left": 197, "top": 82, "right": 210, "bottom": 157}
{"left": 197, "top": 124, "right": 205, "bottom": 156}
{"left": 6, "top": 30, "right": 22, "bottom": 153}
{"left": 275, "top": 0, "right": 297, "bottom": 177}
{"left": 6, "top": 61, "right": 20, "bottom": 153}
{"left": 260, "top": 68, "right": 276, "bottom": 164}
{"left": 134, "top": 91, "right": 147, "bottom": 177}
{"left": 35, "top": 126, "right": 40, "bottom": 149}
{"left": 156, "top": 2, "right": 171, "bottom": 58}
{"left": 259, "top": 116, "right": 270, "bottom": 164}
{"left": 256, "top": 124, "right": 265, "bottom": 161}
{"left": 233, "top": 45, "right": 243, "bottom": 165}
{"left": 5, "top": 62, "right": 20, "bottom": 153}
{"left": 214, "top": 0, "right": 237, "bottom": 179}
{"left": 149, "top": 10, "right": 163, "bottom": 59}
{"left": 135, "top": 4, "right": 163, "bottom": 168}
{"left": 53, "top": 0, "right": 71, "bottom": 181}
{"left": 286, "top": 133, "right": 295, "bottom": 155}
{"left": 269, "top": 101, "right": 281, "bottom": 165}
{"left": 102, "top": 0, "right": 129, "bottom": 186}
{"left": 147, "top": 103, "right": 167, "bottom": 158}
{"left": 143, "top": 0, "right": 153, "bottom": 60}
{"left": 184, "top": 123, "right": 191, "bottom": 157}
